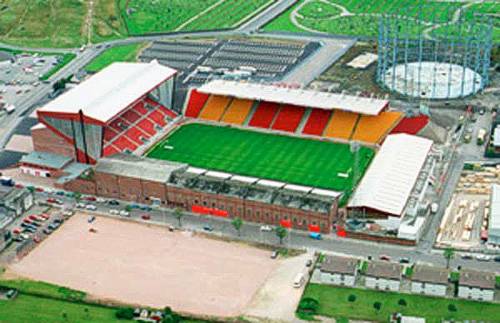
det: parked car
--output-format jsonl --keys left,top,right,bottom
{"left": 494, "top": 256, "right": 500, "bottom": 263}
{"left": 203, "top": 225, "right": 214, "bottom": 232}
{"left": 108, "top": 200, "right": 120, "bottom": 206}
{"left": 85, "top": 204, "right": 97, "bottom": 211}
{"left": 476, "top": 254, "right": 492, "bottom": 262}
{"left": 271, "top": 250, "right": 279, "bottom": 259}
{"left": 140, "top": 205, "right": 152, "bottom": 212}
{"left": 43, "top": 228, "right": 52, "bottom": 235}
{"left": 379, "top": 254, "right": 391, "bottom": 261}
{"left": 20, "top": 233, "right": 30, "bottom": 240}
{"left": 306, "top": 259, "right": 313, "bottom": 267}
{"left": 109, "top": 209, "right": 119, "bottom": 215}
{"left": 39, "top": 213, "right": 50, "bottom": 220}
{"left": 309, "top": 232, "right": 322, "bottom": 240}
{"left": 76, "top": 203, "right": 86, "bottom": 209}
{"left": 33, "top": 236, "right": 41, "bottom": 243}
{"left": 141, "top": 214, "right": 151, "bottom": 220}
{"left": 23, "top": 227, "right": 37, "bottom": 234}
{"left": 167, "top": 225, "right": 175, "bottom": 232}
{"left": 53, "top": 218, "right": 63, "bottom": 225}
{"left": 119, "top": 210, "right": 130, "bottom": 217}
{"left": 399, "top": 257, "right": 411, "bottom": 264}
{"left": 260, "top": 225, "right": 272, "bottom": 232}
{"left": 461, "top": 253, "right": 473, "bottom": 260}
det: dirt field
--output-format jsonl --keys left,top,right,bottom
{"left": 8, "top": 214, "right": 279, "bottom": 317}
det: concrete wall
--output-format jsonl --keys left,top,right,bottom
{"left": 318, "top": 271, "right": 356, "bottom": 287}
{"left": 410, "top": 282, "right": 447, "bottom": 297}
{"left": 458, "top": 286, "right": 494, "bottom": 301}
{"left": 365, "top": 277, "right": 400, "bottom": 291}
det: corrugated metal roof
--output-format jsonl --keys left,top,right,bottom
{"left": 20, "top": 151, "right": 72, "bottom": 169}
{"left": 38, "top": 61, "right": 176, "bottom": 123}
{"left": 348, "top": 134, "right": 432, "bottom": 216}
{"left": 197, "top": 80, "right": 388, "bottom": 115}
{"left": 489, "top": 184, "right": 500, "bottom": 236}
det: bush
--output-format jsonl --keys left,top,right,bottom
{"left": 163, "top": 307, "right": 181, "bottom": 323}
{"left": 373, "top": 302, "right": 382, "bottom": 311}
{"left": 115, "top": 307, "right": 134, "bottom": 320}
{"left": 398, "top": 299, "right": 407, "bottom": 306}
{"left": 448, "top": 304, "right": 457, "bottom": 312}
{"left": 347, "top": 294, "right": 356, "bottom": 302}
{"left": 298, "top": 297, "right": 319, "bottom": 314}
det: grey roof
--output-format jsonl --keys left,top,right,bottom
{"left": 489, "top": 184, "right": 500, "bottom": 237}
{"left": 412, "top": 265, "right": 449, "bottom": 285}
{"left": 459, "top": 269, "right": 496, "bottom": 290}
{"left": 20, "top": 151, "right": 72, "bottom": 169}
{"left": 56, "top": 162, "right": 92, "bottom": 184}
{"left": 365, "top": 261, "right": 402, "bottom": 280}
{"left": 96, "top": 154, "right": 187, "bottom": 183}
{"left": 320, "top": 255, "right": 358, "bottom": 275}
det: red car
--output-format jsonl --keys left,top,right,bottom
{"left": 39, "top": 213, "right": 50, "bottom": 220}
{"left": 141, "top": 214, "right": 151, "bottom": 220}
{"left": 12, "top": 228, "right": 21, "bottom": 235}
{"left": 28, "top": 215, "right": 39, "bottom": 221}
{"left": 23, "top": 218, "right": 33, "bottom": 224}
{"left": 35, "top": 187, "right": 44, "bottom": 192}
{"left": 15, "top": 183, "right": 24, "bottom": 189}
{"left": 33, "top": 236, "right": 41, "bottom": 243}
{"left": 379, "top": 255, "right": 391, "bottom": 261}
{"left": 83, "top": 196, "right": 97, "bottom": 202}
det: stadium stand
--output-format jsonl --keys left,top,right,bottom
{"left": 185, "top": 90, "right": 210, "bottom": 118}
{"left": 137, "top": 118, "right": 156, "bottom": 136}
{"left": 145, "top": 97, "right": 177, "bottom": 119}
{"left": 198, "top": 95, "right": 232, "bottom": 121}
{"left": 323, "top": 111, "right": 360, "bottom": 140}
{"left": 390, "top": 115, "right": 430, "bottom": 135}
{"left": 302, "top": 109, "right": 332, "bottom": 136}
{"left": 352, "top": 111, "right": 403, "bottom": 144}
{"left": 248, "top": 101, "right": 281, "bottom": 128}
{"left": 221, "top": 99, "right": 253, "bottom": 125}
{"left": 271, "top": 105, "right": 306, "bottom": 132}
{"left": 148, "top": 110, "right": 167, "bottom": 127}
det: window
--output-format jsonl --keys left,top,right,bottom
{"left": 202, "top": 201, "right": 207, "bottom": 206}
{"left": 194, "top": 199, "right": 199, "bottom": 204}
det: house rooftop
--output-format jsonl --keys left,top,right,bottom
{"left": 412, "top": 265, "right": 449, "bottom": 285}
{"left": 320, "top": 255, "right": 358, "bottom": 275}
{"left": 365, "top": 261, "right": 402, "bottom": 280}
{"left": 459, "top": 269, "right": 496, "bottom": 290}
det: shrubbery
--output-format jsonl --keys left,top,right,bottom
{"left": 297, "top": 297, "right": 319, "bottom": 315}
{"left": 115, "top": 307, "right": 134, "bottom": 320}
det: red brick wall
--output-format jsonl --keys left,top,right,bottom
{"left": 59, "top": 178, "right": 96, "bottom": 195}
{"left": 32, "top": 126, "right": 75, "bottom": 159}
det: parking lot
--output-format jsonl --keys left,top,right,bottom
{"left": 7, "top": 213, "right": 281, "bottom": 317}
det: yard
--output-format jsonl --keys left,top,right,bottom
{"left": 7, "top": 213, "right": 278, "bottom": 317}
{"left": 146, "top": 123, "right": 375, "bottom": 195}
{"left": 301, "top": 283, "right": 500, "bottom": 322}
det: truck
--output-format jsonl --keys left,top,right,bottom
{"left": 477, "top": 128, "right": 486, "bottom": 145}
{"left": 0, "top": 176, "right": 14, "bottom": 187}
{"left": 293, "top": 273, "right": 305, "bottom": 288}
{"left": 4, "top": 104, "right": 15, "bottom": 114}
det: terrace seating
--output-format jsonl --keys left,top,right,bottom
{"left": 271, "top": 105, "right": 305, "bottom": 132}
{"left": 103, "top": 145, "right": 120, "bottom": 157}
{"left": 125, "top": 127, "right": 147, "bottom": 145}
{"left": 121, "top": 108, "right": 142, "bottom": 124}
{"left": 248, "top": 101, "right": 280, "bottom": 129}
{"left": 103, "top": 127, "right": 119, "bottom": 142}
{"left": 198, "top": 95, "right": 231, "bottom": 121}
{"left": 137, "top": 118, "right": 156, "bottom": 136}
{"left": 302, "top": 109, "right": 332, "bottom": 136}
{"left": 148, "top": 110, "right": 167, "bottom": 127}
{"left": 112, "top": 136, "right": 138, "bottom": 152}
{"left": 323, "top": 111, "right": 359, "bottom": 140}
{"left": 221, "top": 99, "right": 253, "bottom": 125}
{"left": 351, "top": 111, "right": 403, "bottom": 144}
{"left": 390, "top": 115, "right": 430, "bottom": 135}
{"left": 185, "top": 90, "right": 210, "bottom": 118}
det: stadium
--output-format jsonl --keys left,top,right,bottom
{"left": 26, "top": 62, "right": 433, "bottom": 235}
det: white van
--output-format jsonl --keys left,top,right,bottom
{"left": 293, "top": 273, "right": 305, "bottom": 288}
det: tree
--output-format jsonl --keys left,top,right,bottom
{"left": 347, "top": 294, "right": 356, "bottom": 303}
{"left": 231, "top": 217, "right": 243, "bottom": 236}
{"left": 275, "top": 226, "right": 287, "bottom": 245}
{"left": 163, "top": 306, "right": 181, "bottom": 323}
{"left": 74, "top": 192, "right": 82, "bottom": 206}
{"left": 115, "top": 307, "right": 134, "bottom": 319}
{"left": 398, "top": 299, "right": 407, "bottom": 306}
{"left": 297, "top": 297, "right": 319, "bottom": 314}
{"left": 448, "top": 304, "right": 457, "bottom": 312}
{"left": 373, "top": 302, "right": 382, "bottom": 311}
{"left": 443, "top": 247, "right": 455, "bottom": 269}
{"left": 174, "top": 207, "right": 184, "bottom": 227}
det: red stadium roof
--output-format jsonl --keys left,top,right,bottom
{"left": 38, "top": 61, "right": 176, "bottom": 124}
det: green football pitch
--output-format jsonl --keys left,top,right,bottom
{"left": 146, "top": 123, "right": 375, "bottom": 193}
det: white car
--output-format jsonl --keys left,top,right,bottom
{"left": 76, "top": 203, "right": 86, "bottom": 209}
{"left": 109, "top": 209, "right": 119, "bottom": 215}
{"left": 476, "top": 254, "right": 492, "bottom": 261}
{"left": 260, "top": 225, "right": 273, "bottom": 232}
{"left": 20, "top": 233, "right": 30, "bottom": 240}
{"left": 85, "top": 204, "right": 97, "bottom": 211}
{"left": 119, "top": 210, "right": 130, "bottom": 217}
{"left": 96, "top": 197, "right": 106, "bottom": 203}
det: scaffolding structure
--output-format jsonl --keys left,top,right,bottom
{"left": 376, "top": 5, "right": 493, "bottom": 100}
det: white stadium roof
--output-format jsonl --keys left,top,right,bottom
{"left": 39, "top": 61, "right": 176, "bottom": 123}
{"left": 489, "top": 184, "right": 500, "bottom": 240}
{"left": 197, "top": 80, "right": 388, "bottom": 115}
{"left": 348, "top": 134, "right": 433, "bottom": 217}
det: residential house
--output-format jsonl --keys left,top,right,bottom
{"left": 410, "top": 264, "right": 449, "bottom": 297}
{"left": 364, "top": 261, "right": 402, "bottom": 291}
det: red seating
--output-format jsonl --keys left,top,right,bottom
{"left": 248, "top": 101, "right": 280, "bottom": 128}
{"left": 121, "top": 109, "right": 141, "bottom": 123}
{"left": 271, "top": 105, "right": 305, "bottom": 132}
{"left": 302, "top": 109, "right": 332, "bottom": 136}
{"left": 390, "top": 115, "right": 429, "bottom": 135}
{"left": 148, "top": 110, "right": 167, "bottom": 127}
{"left": 113, "top": 136, "right": 138, "bottom": 151}
{"left": 159, "top": 105, "right": 177, "bottom": 119}
{"left": 137, "top": 119, "right": 156, "bottom": 136}
{"left": 103, "top": 127, "right": 119, "bottom": 141}
{"left": 103, "top": 145, "right": 120, "bottom": 156}
{"left": 185, "top": 89, "right": 210, "bottom": 118}
{"left": 125, "top": 127, "right": 146, "bottom": 144}
{"left": 134, "top": 101, "right": 148, "bottom": 115}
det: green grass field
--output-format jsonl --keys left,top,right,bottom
{"left": 84, "top": 43, "right": 146, "bottom": 73}
{"left": 146, "top": 123, "right": 374, "bottom": 194}
{"left": 264, "top": 0, "right": 500, "bottom": 42}
{"left": 302, "top": 283, "right": 500, "bottom": 322}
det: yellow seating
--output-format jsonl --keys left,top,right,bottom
{"left": 198, "top": 95, "right": 231, "bottom": 121}
{"left": 323, "top": 111, "right": 359, "bottom": 140}
{"left": 351, "top": 111, "right": 403, "bottom": 144}
{"left": 221, "top": 99, "right": 253, "bottom": 124}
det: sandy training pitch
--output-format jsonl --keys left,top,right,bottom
{"left": 9, "top": 214, "right": 278, "bottom": 317}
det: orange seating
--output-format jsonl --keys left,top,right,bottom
{"left": 185, "top": 90, "right": 210, "bottom": 118}
{"left": 221, "top": 99, "right": 253, "bottom": 124}
{"left": 323, "top": 111, "right": 359, "bottom": 140}
{"left": 352, "top": 111, "right": 403, "bottom": 144}
{"left": 198, "top": 95, "right": 231, "bottom": 121}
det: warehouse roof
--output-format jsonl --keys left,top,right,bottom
{"left": 38, "top": 61, "right": 176, "bottom": 123}
{"left": 198, "top": 80, "right": 388, "bottom": 115}
{"left": 489, "top": 184, "right": 500, "bottom": 236}
{"left": 348, "top": 134, "right": 433, "bottom": 216}
{"left": 96, "top": 154, "right": 186, "bottom": 183}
